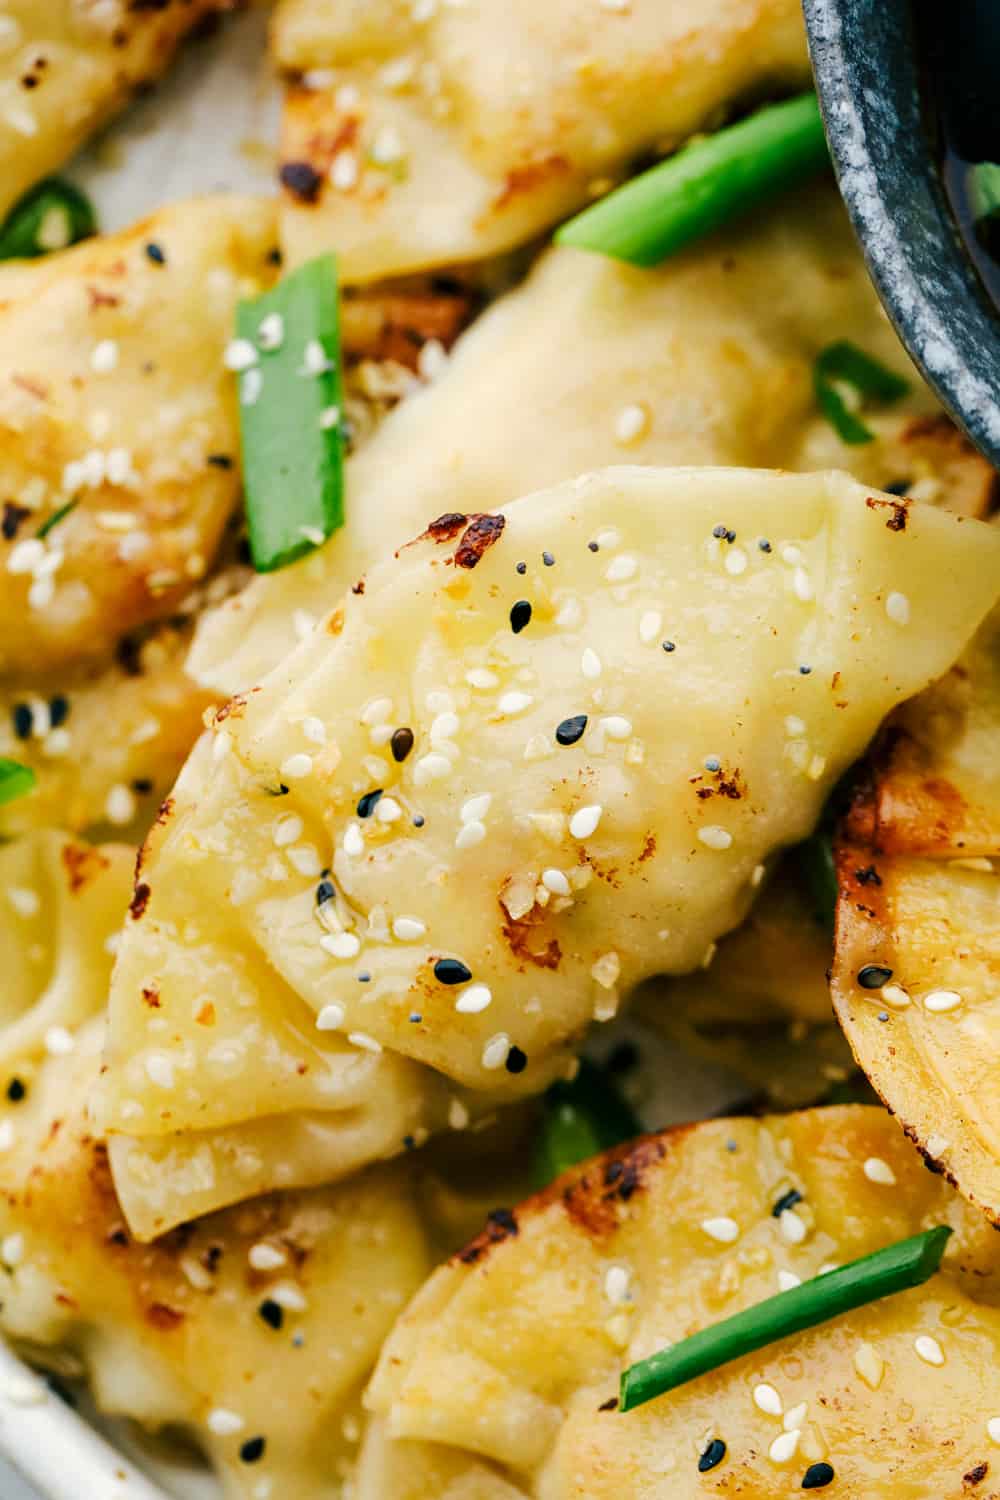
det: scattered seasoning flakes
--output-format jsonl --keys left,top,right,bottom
{"left": 390, "top": 726, "right": 414, "bottom": 762}
{"left": 505, "top": 1045, "right": 528, "bottom": 1074}
{"left": 434, "top": 958, "right": 472, "bottom": 985}
{"left": 801, "top": 1461, "right": 835, "bottom": 1489}
{"left": 510, "top": 599, "right": 532, "bottom": 633}
{"left": 258, "top": 1299, "right": 284, "bottom": 1330}
{"left": 698, "top": 1439, "right": 726, "bottom": 1473}
{"left": 556, "top": 714, "right": 588, "bottom": 746}
{"left": 356, "top": 788, "right": 384, "bottom": 818}
{"left": 857, "top": 964, "right": 892, "bottom": 989}
{"left": 239, "top": 1437, "right": 266, "bottom": 1464}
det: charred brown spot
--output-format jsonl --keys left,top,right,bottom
{"left": 141, "top": 985, "right": 160, "bottom": 1008}
{"left": 351, "top": 579, "right": 365, "bottom": 595}
{"left": 195, "top": 1001, "right": 216, "bottom": 1026}
{"left": 494, "top": 155, "right": 570, "bottom": 210}
{"left": 129, "top": 882, "right": 151, "bottom": 920}
{"left": 146, "top": 1302, "right": 185, "bottom": 1331}
{"left": 86, "top": 285, "right": 121, "bottom": 312}
{"left": 501, "top": 898, "right": 562, "bottom": 971}
{"left": 214, "top": 693, "right": 248, "bottom": 725}
{"left": 454, "top": 513, "right": 505, "bottom": 569}
{"left": 457, "top": 1207, "right": 518, "bottom": 1264}
{"left": 421, "top": 512, "right": 468, "bottom": 544}
{"left": 562, "top": 1136, "right": 667, "bottom": 1239}
{"left": 963, "top": 1462, "right": 988, "bottom": 1486}
{"left": 639, "top": 833, "right": 656, "bottom": 863}
{"left": 10, "top": 373, "right": 48, "bottom": 401}
{"left": 854, "top": 864, "right": 882, "bottom": 886}
{"left": 61, "top": 841, "right": 110, "bottom": 894}
{"left": 598, "top": 1397, "right": 619, "bottom": 1412}
{"left": 866, "top": 494, "right": 910, "bottom": 531}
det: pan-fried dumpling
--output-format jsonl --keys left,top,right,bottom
{"left": 100, "top": 466, "right": 1000, "bottom": 1235}
{"left": 363, "top": 1105, "right": 1000, "bottom": 1499}
{"left": 0, "top": 1025, "right": 432, "bottom": 1500}
{"left": 832, "top": 601, "right": 1000, "bottom": 1224}
{"left": 192, "top": 184, "right": 990, "bottom": 696}
{"left": 273, "top": 0, "right": 810, "bottom": 280}
{"left": 0, "top": 0, "right": 225, "bottom": 222}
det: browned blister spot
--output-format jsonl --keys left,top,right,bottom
{"left": 866, "top": 494, "right": 910, "bottom": 532}
{"left": 141, "top": 985, "right": 160, "bottom": 1008}
{"left": 61, "top": 841, "right": 111, "bottom": 894}
{"left": 456, "top": 1208, "right": 519, "bottom": 1265}
{"left": 454, "top": 513, "right": 506, "bottom": 569}
{"left": 129, "top": 882, "right": 151, "bottom": 921}
{"left": 492, "top": 154, "right": 570, "bottom": 211}
{"left": 145, "top": 1302, "right": 185, "bottom": 1331}
{"left": 561, "top": 1135, "right": 668, "bottom": 1240}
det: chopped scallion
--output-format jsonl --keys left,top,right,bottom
{"left": 555, "top": 93, "right": 828, "bottom": 267}
{"left": 620, "top": 1225, "right": 950, "bottom": 1412}
{"left": 532, "top": 1058, "right": 640, "bottom": 1188}
{"left": 0, "top": 758, "right": 36, "bottom": 806}
{"left": 235, "top": 254, "right": 345, "bottom": 573}
{"left": 36, "top": 499, "right": 79, "bottom": 540}
{"left": 968, "top": 161, "right": 1000, "bottom": 228}
{"left": 0, "top": 179, "right": 96, "bottom": 261}
{"left": 814, "top": 341, "right": 910, "bottom": 445}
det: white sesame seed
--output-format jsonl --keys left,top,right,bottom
{"left": 273, "top": 814, "right": 303, "bottom": 847}
{"left": 223, "top": 338, "right": 258, "bottom": 372}
{"left": 280, "top": 753, "right": 313, "bottom": 779}
{"left": 886, "top": 591, "right": 910, "bottom": 625}
{"left": 880, "top": 983, "right": 911, "bottom": 1009}
{"left": 316, "top": 1003, "right": 346, "bottom": 1030}
{"left": 785, "top": 715, "right": 807, "bottom": 737}
{"left": 430, "top": 711, "right": 460, "bottom": 741}
{"left": 792, "top": 567, "right": 814, "bottom": 602}
{"left": 777, "top": 1269, "right": 801, "bottom": 1292}
{"left": 343, "top": 823, "right": 365, "bottom": 856}
{"left": 392, "top": 916, "right": 426, "bottom": 941}
{"left": 287, "top": 845, "right": 322, "bottom": 877}
{"left": 240, "top": 368, "right": 263, "bottom": 406}
{"left": 541, "top": 868, "right": 571, "bottom": 895}
{"left": 698, "top": 825, "right": 732, "bottom": 851}
{"left": 299, "top": 524, "right": 325, "bottom": 547}
{"left": 145, "top": 1054, "right": 174, "bottom": 1089}
{"left": 604, "top": 1265, "right": 631, "bottom": 1304}
{"left": 301, "top": 716, "right": 326, "bottom": 745}
{"left": 455, "top": 820, "right": 486, "bottom": 849}
{"left": 988, "top": 1417, "right": 1000, "bottom": 1445}
{"left": 207, "top": 1409, "right": 245, "bottom": 1437}
{"left": 863, "top": 1156, "right": 897, "bottom": 1185}
{"left": 426, "top": 690, "right": 453, "bottom": 713}
{"left": 581, "top": 646, "right": 602, "bottom": 678}
{"left": 348, "top": 1032, "right": 382, "bottom": 1053}
{"left": 8, "top": 887, "right": 39, "bottom": 918}
{"left": 768, "top": 1430, "right": 800, "bottom": 1465}
{"left": 783, "top": 1402, "right": 808, "bottom": 1432}
{"left": 91, "top": 339, "right": 119, "bottom": 374}
{"left": 455, "top": 983, "right": 492, "bottom": 1014}
{"left": 924, "top": 989, "right": 962, "bottom": 1013}
{"left": 248, "top": 1243, "right": 287, "bottom": 1272}
{"left": 638, "top": 610, "right": 662, "bottom": 644}
{"left": 926, "top": 1134, "right": 951, "bottom": 1158}
{"left": 105, "top": 783, "right": 136, "bottom": 827}
{"left": 569, "top": 804, "right": 603, "bottom": 839}
{"left": 257, "top": 313, "right": 285, "bottom": 351}
{"left": 330, "top": 148, "right": 359, "bottom": 189}
{"left": 497, "top": 691, "right": 533, "bottom": 716}
{"left": 466, "top": 667, "right": 498, "bottom": 689}
{"left": 751, "top": 863, "right": 767, "bottom": 888}
{"left": 36, "top": 206, "right": 70, "bottom": 253}
{"left": 376, "top": 796, "right": 403, "bottom": 824}
{"left": 613, "top": 403, "right": 648, "bottom": 445}
{"left": 555, "top": 597, "right": 583, "bottom": 628}
{"left": 7, "top": 538, "right": 45, "bottom": 574}
{"left": 753, "top": 1383, "right": 783, "bottom": 1417}
{"left": 781, "top": 544, "right": 803, "bottom": 565}
{"left": 417, "top": 339, "right": 448, "bottom": 382}
{"left": 448, "top": 1098, "right": 469, "bottom": 1130}
{"left": 605, "top": 554, "right": 638, "bottom": 584}
{"left": 461, "top": 793, "right": 492, "bottom": 823}
{"left": 806, "top": 754, "right": 827, "bottom": 781}
{"left": 1, "top": 1233, "right": 24, "bottom": 1267}
{"left": 301, "top": 339, "right": 332, "bottom": 377}
{"left": 914, "top": 1334, "right": 944, "bottom": 1366}
{"left": 854, "top": 1341, "right": 884, "bottom": 1389}
{"left": 591, "top": 952, "right": 620, "bottom": 989}
{"left": 601, "top": 715, "right": 632, "bottom": 739}
{"left": 779, "top": 1208, "right": 807, "bottom": 1244}
{"left": 0, "top": 1122, "right": 15, "bottom": 1151}
{"left": 361, "top": 698, "right": 393, "bottom": 725}
{"left": 320, "top": 932, "right": 361, "bottom": 960}
{"left": 28, "top": 576, "right": 54, "bottom": 610}
{"left": 701, "top": 1216, "right": 739, "bottom": 1244}
{"left": 481, "top": 1033, "right": 510, "bottom": 1069}
{"left": 319, "top": 405, "right": 341, "bottom": 430}
{"left": 413, "top": 752, "right": 452, "bottom": 784}
{"left": 270, "top": 1282, "right": 307, "bottom": 1312}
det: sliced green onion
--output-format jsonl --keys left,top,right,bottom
{"left": 814, "top": 341, "right": 910, "bottom": 445}
{"left": 0, "top": 179, "right": 96, "bottom": 261}
{"left": 968, "top": 162, "right": 1000, "bottom": 227}
{"left": 235, "top": 253, "right": 345, "bottom": 573}
{"left": 0, "top": 758, "right": 36, "bottom": 806}
{"left": 555, "top": 93, "right": 828, "bottom": 267}
{"left": 795, "top": 828, "right": 838, "bottom": 933}
{"left": 36, "top": 498, "right": 79, "bottom": 540}
{"left": 531, "top": 1058, "right": 641, "bottom": 1188}
{"left": 620, "top": 1224, "right": 950, "bottom": 1412}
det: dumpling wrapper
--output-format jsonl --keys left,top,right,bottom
{"left": 274, "top": 0, "right": 810, "bottom": 280}
{"left": 833, "top": 600, "right": 1000, "bottom": 1224}
{"left": 100, "top": 465, "right": 1000, "bottom": 1236}
{"left": 191, "top": 184, "right": 994, "bottom": 697}
{"left": 0, "top": 1, "right": 225, "bottom": 221}
{"left": 362, "top": 1105, "right": 1000, "bottom": 1499}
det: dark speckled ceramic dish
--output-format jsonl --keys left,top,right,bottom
{"left": 803, "top": 0, "right": 1000, "bottom": 468}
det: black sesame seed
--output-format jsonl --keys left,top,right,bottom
{"left": 704, "top": 755, "right": 721, "bottom": 772}
{"left": 403, "top": 1134, "right": 416, "bottom": 1150}
{"left": 802, "top": 1461, "right": 835, "bottom": 1489}
{"left": 510, "top": 599, "right": 532, "bottom": 634}
{"left": 878, "top": 1011, "right": 889, "bottom": 1022}
{"left": 207, "top": 453, "right": 234, "bottom": 469}
{"left": 279, "top": 160, "right": 323, "bottom": 201}
{"left": 12, "top": 703, "right": 32, "bottom": 739}
{"left": 412, "top": 814, "right": 425, "bottom": 828}
{"left": 799, "top": 664, "right": 812, "bottom": 675}
{"left": 515, "top": 560, "right": 527, "bottom": 575}
{"left": 542, "top": 550, "right": 555, "bottom": 566}
{"left": 588, "top": 540, "right": 599, "bottom": 552}
{"left": 131, "top": 778, "right": 153, "bottom": 795}
{"left": 315, "top": 878, "right": 336, "bottom": 906}
{"left": 857, "top": 964, "right": 892, "bottom": 990}
{"left": 6, "top": 1078, "right": 25, "bottom": 1103}
{"left": 712, "top": 524, "right": 728, "bottom": 539}
{"left": 555, "top": 713, "right": 588, "bottom": 746}
{"left": 725, "top": 529, "right": 736, "bottom": 543}
{"left": 239, "top": 1437, "right": 266, "bottom": 1465}
{"left": 390, "top": 726, "right": 414, "bottom": 763}
{"left": 434, "top": 958, "right": 472, "bottom": 986}
{"left": 662, "top": 640, "right": 676, "bottom": 653}
{"left": 258, "top": 1299, "right": 284, "bottom": 1330}
{"left": 698, "top": 1439, "right": 726, "bottom": 1473}
{"left": 758, "top": 537, "right": 772, "bottom": 552}
{"left": 505, "top": 1045, "right": 527, "bottom": 1074}
{"left": 357, "top": 971, "right": 371, "bottom": 984}
{"left": 771, "top": 1187, "right": 803, "bottom": 1218}
{"left": 144, "top": 242, "right": 166, "bottom": 265}
{"left": 356, "top": 788, "right": 384, "bottom": 818}
{"left": 408, "top": 1012, "right": 422, "bottom": 1023}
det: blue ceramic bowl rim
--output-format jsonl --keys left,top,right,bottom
{"left": 804, "top": 0, "right": 1000, "bottom": 468}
